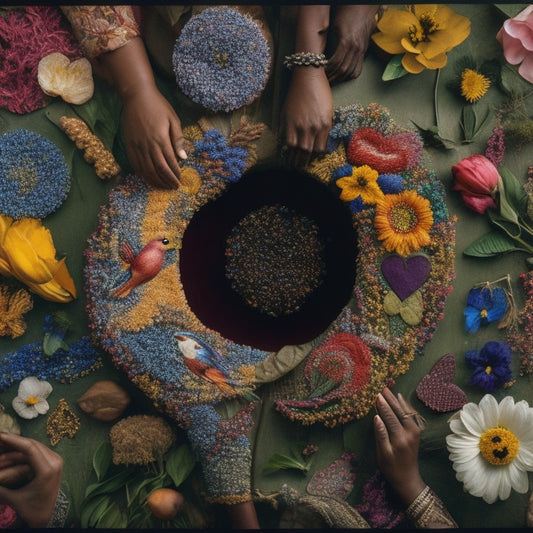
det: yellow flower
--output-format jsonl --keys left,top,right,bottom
{"left": 372, "top": 5, "right": 471, "bottom": 74}
{"left": 374, "top": 190, "right": 433, "bottom": 256}
{"left": 0, "top": 215, "right": 76, "bottom": 303}
{"left": 336, "top": 165, "right": 384, "bottom": 204}
{"left": 461, "top": 68, "right": 490, "bottom": 103}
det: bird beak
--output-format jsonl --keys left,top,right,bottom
{"left": 175, "top": 334, "right": 186, "bottom": 341}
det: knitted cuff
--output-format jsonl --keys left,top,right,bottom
{"left": 46, "top": 489, "right": 69, "bottom": 528}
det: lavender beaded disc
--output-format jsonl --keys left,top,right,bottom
{"left": 0, "top": 129, "right": 70, "bottom": 219}
{"left": 172, "top": 7, "right": 271, "bottom": 112}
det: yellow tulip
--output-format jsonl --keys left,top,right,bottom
{"left": 372, "top": 4, "right": 471, "bottom": 74}
{"left": 0, "top": 216, "right": 76, "bottom": 303}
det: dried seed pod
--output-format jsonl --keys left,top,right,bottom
{"left": 77, "top": 380, "right": 131, "bottom": 422}
{"left": 0, "top": 404, "right": 20, "bottom": 435}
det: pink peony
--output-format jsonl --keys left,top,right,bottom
{"left": 451, "top": 154, "right": 499, "bottom": 214}
{"left": 496, "top": 5, "right": 533, "bottom": 84}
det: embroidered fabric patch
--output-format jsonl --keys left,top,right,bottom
{"left": 0, "top": 129, "right": 70, "bottom": 219}
{"left": 172, "top": 7, "right": 271, "bottom": 112}
{"left": 416, "top": 353, "right": 468, "bottom": 412}
{"left": 275, "top": 103, "right": 456, "bottom": 426}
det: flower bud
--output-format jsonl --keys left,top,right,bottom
{"left": 451, "top": 154, "right": 499, "bottom": 214}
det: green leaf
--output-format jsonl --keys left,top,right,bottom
{"left": 261, "top": 453, "right": 309, "bottom": 474}
{"left": 461, "top": 104, "right": 490, "bottom": 143}
{"left": 95, "top": 500, "right": 128, "bottom": 528}
{"left": 85, "top": 468, "right": 134, "bottom": 499}
{"left": 165, "top": 443, "right": 196, "bottom": 488}
{"left": 80, "top": 494, "right": 110, "bottom": 528}
{"left": 382, "top": 55, "right": 408, "bottom": 81}
{"left": 498, "top": 167, "right": 529, "bottom": 216}
{"left": 411, "top": 122, "right": 456, "bottom": 149}
{"left": 42, "top": 333, "right": 69, "bottom": 356}
{"left": 92, "top": 441, "right": 113, "bottom": 482}
{"left": 463, "top": 230, "right": 526, "bottom": 257}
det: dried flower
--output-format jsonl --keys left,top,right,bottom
{"left": 371, "top": 5, "right": 471, "bottom": 74}
{"left": 12, "top": 376, "right": 52, "bottom": 419}
{"left": 0, "top": 285, "right": 33, "bottom": 339}
{"left": 336, "top": 165, "right": 384, "bottom": 204}
{"left": 451, "top": 155, "right": 499, "bottom": 214}
{"left": 0, "top": 404, "right": 20, "bottom": 435}
{"left": 496, "top": 5, "right": 533, "bottom": 84}
{"left": 466, "top": 341, "right": 514, "bottom": 392}
{"left": 38, "top": 52, "right": 93, "bottom": 105}
{"left": 109, "top": 415, "right": 176, "bottom": 465}
{"left": 463, "top": 286, "right": 509, "bottom": 333}
{"left": 460, "top": 68, "right": 491, "bottom": 103}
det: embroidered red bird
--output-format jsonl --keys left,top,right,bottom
{"left": 110, "top": 238, "right": 171, "bottom": 298}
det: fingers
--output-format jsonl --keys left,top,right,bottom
{"left": 377, "top": 388, "right": 420, "bottom": 435}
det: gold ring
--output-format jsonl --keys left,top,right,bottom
{"left": 401, "top": 411, "right": 418, "bottom": 419}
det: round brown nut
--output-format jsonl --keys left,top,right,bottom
{"left": 77, "top": 380, "right": 131, "bottom": 421}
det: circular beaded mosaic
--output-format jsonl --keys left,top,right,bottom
{"left": 84, "top": 104, "right": 455, "bottom": 502}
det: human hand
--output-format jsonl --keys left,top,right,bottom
{"left": 281, "top": 66, "right": 333, "bottom": 167}
{"left": 121, "top": 85, "right": 187, "bottom": 189}
{"left": 326, "top": 5, "right": 380, "bottom": 85}
{"left": 0, "top": 433, "right": 63, "bottom": 528}
{"left": 373, "top": 387, "right": 426, "bottom": 506}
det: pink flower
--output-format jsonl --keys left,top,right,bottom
{"left": 496, "top": 5, "right": 533, "bottom": 84}
{"left": 451, "top": 154, "right": 499, "bottom": 214}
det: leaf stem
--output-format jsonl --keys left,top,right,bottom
{"left": 434, "top": 68, "right": 441, "bottom": 131}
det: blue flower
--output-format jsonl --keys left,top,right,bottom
{"left": 194, "top": 129, "right": 248, "bottom": 183}
{"left": 0, "top": 129, "right": 70, "bottom": 219}
{"left": 466, "top": 341, "right": 514, "bottom": 392}
{"left": 377, "top": 173, "right": 404, "bottom": 194}
{"left": 463, "top": 287, "right": 508, "bottom": 333}
{"left": 172, "top": 7, "right": 271, "bottom": 112}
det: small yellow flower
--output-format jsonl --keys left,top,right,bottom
{"left": 337, "top": 165, "right": 384, "bottom": 205}
{"left": 372, "top": 4, "right": 471, "bottom": 74}
{"left": 374, "top": 190, "right": 433, "bottom": 256}
{"left": 461, "top": 68, "right": 491, "bottom": 103}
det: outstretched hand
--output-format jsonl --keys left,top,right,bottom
{"left": 374, "top": 387, "right": 426, "bottom": 506}
{"left": 121, "top": 85, "right": 187, "bottom": 189}
{"left": 0, "top": 433, "right": 63, "bottom": 528}
{"left": 326, "top": 5, "right": 380, "bottom": 85}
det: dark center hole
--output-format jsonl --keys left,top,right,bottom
{"left": 179, "top": 164, "right": 358, "bottom": 351}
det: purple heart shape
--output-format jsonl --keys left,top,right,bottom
{"left": 381, "top": 254, "right": 431, "bottom": 301}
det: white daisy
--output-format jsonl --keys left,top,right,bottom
{"left": 446, "top": 394, "right": 533, "bottom": 504}
{"left": 12, "top": 376, "right": 52, "bottom": 419}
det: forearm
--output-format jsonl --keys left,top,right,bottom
{"left": 294, "top": 5, "right": 330, "bottom": 53}
{"left": 405, "top": 485, "right": 457, "bottom": 529}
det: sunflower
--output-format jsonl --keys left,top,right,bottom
{"left": 374, "top": 189, "right": 433, "bottom": 256}
{"left": 337, "top": 164, "right": 384, "bottom": 204}
{"left": 446, "top": 395, "right": 533, "bottom": 504}
{"left": 371, "top": 5, "right": 471, "bottom": 74}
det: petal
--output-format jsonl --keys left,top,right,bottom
{"left": 496, "top": 466, "right": 512, "bottom": 501}
{"left": 517, "top": 54, "right": 533, "bottom": 83}
{"left": 460, "top": 402, "right": 487, "bottom": 436}
{"left": 477, "top": 394, "right": 500, "bottom": 428}
{"left": 33, "top": 400, "right": 50, "bottom": 415}
{"left": 508, "top": 462, "right": 529, "bottom": 494}
{"left": 401, "top": 53, "right": 427, "bottom": 74}
{"left": 501, "top": 33, "right": 527, "bottom": 64}
{"left": 11, "top": 397, "right": 38, "bottom": 419}
{"left": 18, "top": 376, "right": 42, "bottom": 398}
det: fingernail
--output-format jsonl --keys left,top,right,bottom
{"left": 178, "top": 149, "right": 187, "bottom": 159}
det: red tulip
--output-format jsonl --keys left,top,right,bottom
{"left": 451, "top": 155, "right": 499, "bottom": 214}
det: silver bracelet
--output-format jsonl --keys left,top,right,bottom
{"left": 283, "top": 52, "right": 328, "bottom": 70}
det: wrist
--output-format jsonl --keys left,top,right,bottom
{"left": 393, "top": 473, "right": 426, "bottom": 507}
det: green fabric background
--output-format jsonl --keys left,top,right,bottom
{"left": 1, "top": 3, "right": 532, "bottom": 528}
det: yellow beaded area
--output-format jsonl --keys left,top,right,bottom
{"left": 479, "top": 427, "right": 520, "bottom": 466}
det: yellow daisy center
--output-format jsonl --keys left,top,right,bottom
{"left": 387, "top": 202, "right": 419, "bottom": 233}
{"left": 461, "top": 68, "right": 491, "bottom": 103}
{"left": 408, "top": 12, "right": 439, "bottom": 44}
{"left": 479, "top": 427, "right": 519, "bottom": 466}
{"left": 25, "top": 395, "right": 40, "bottom": 406}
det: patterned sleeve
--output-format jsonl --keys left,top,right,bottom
{"left": 60, "top": 5, "right": 140, "bottom": 59}
{"left": 405, "top": 485, "right": 458, "bottom": 529}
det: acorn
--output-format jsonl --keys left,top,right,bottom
{"left": 77, "top": 380, "right": 131, "bottom": 422}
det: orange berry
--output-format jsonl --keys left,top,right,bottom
{"left": 146, "top": 488, "right": 184, "bottom": 520}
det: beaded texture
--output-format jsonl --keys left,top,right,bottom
{"left": 283, "top": 52, "right": 328, "bottom": 69}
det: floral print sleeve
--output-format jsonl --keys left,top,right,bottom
{"left": 405, "top": 485, "right": 458, "bottom": 528}
{"left": 60, "top": 6, "right": 139, "bottom": 59}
